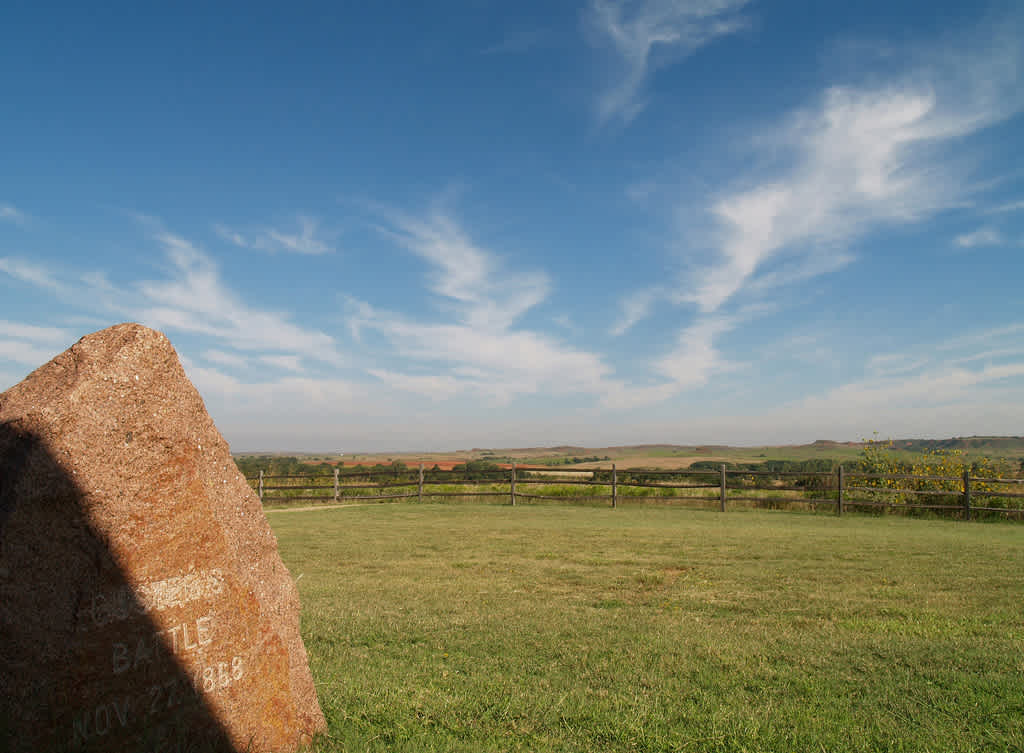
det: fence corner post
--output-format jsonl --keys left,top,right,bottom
{"left": 837, "top": 465, "right": 844, "bottom": 516}
{"left": 963, "top": 468, "right": 971, "bottom": 521}
{"left": 418, "top": 462, "right": 424, "bottom": 504}
{"left": 511, "top": 463, "right": 516, "bottom": 506}
{"left": 720, "top": 464, "right": 727, "bottom": 512}
{"left": 611, "top": 463, "right": 617, "bottom": 508}
{"left": 333, "top": 467, "right": 339, "bottom": 503}
{"left": 258, "top": 469, "right": 264, "bottom": 504}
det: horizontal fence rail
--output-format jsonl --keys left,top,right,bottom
{"left": 243, "top": 464, "right": 1024, "bottom": 521}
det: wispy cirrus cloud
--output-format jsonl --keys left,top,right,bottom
{"left": 609, "top": 285, "right": 667, "bottom": 336}
{"left": 935, "top": 323, "right": 1024, "bottom": 352}
{"left": 741, "top": 321, "right": 1024, "bottom": 439}
{"left": 986, "top": 199, "right": 1024, "bottom": 214}
{"left": 0, "top": 320, "right": 74, "bottom": 368}
{"left": 348, "top": 207, "right": 624, "bottom": 402}
{"left": 690, "top": 33, "right": 1022, "bottom": 314}
{"left": 137, "top": 233, "right": 344, "bottom": 365}
{"left": 867, "top": 353, "right": 929, "bottom": 377}
{"left": 181, "top": 358, "right": 361, "bottom": 407}
{"left": 0, "top": 320, "right": 71, "bottom": 344}
{"left": 213, "top": 225, "right": 248, "bottom": 248}
{"left": 798, "top": 362, "right": 1024, "bottom": 417}
{"left": 612, "top": 16, "right": 1023, "bottom": 336}
{"left": 0, "top": 257, "right": 69, "bottom": 294}
{"left": 352, "top": 303, "right": 618, "bottom": 402}
{"left": 376, "top": 208, "right": 550, "bottom": 331}
{"left": 652, "top": 315, "right": 739, "bottom": 388}
{"left": 366, "top": 369, "right": 464, "bottom": 401}
{"left": 1, "top": 230, "right": 346, "bottom": 372}
{"left": 0, "top": 203, "right": 27, "bottom": 225}
{"left": 202, "top": 349, "right": 249, "bottom": 369}
{"left": 696, "top": 92, "right": 971, "bottom": 312}
{"left": 948, "top": 347, "right": 1024, "bottom": 367}
{"left": 864, "top": 323, "right": 1024, "bottom": 393}
{"left": 587, "top": 0, "right": 752, "bottom": 123}
{"left": 352, "top": 205, "right": 753, "bottom": 410}
{"left": 611, "top": 304, "right": 773, "bottom": 409}
{"left": 605, "top": 21, "right": 1024, "bottom": 416}
{"left": 258, "top": 354, "right": 304, "bottom": 372}
{"left": 953, "top": 227, "right": 1003, "bottom": 248}
{"left": 0, "top": 340, "right": 64, "bottom": 367}
{"left": 215, "top": 215, "right": 333, "bottom": 255}
{"left": 552, "top": 313, "right": 580, "bottom": 334}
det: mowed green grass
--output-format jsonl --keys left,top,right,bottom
{"left": 269, "top": 504, "right": 1024, "bottom": 753}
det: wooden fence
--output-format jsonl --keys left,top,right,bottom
{"left": 245, "top": 464, "right": 1024, "bottom": 520}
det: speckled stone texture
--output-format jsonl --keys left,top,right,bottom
{"left": 0, "top": 323, "right": 325, "bottom": 753}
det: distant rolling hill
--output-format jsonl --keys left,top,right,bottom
{"left": 883, "top": 436, "right": 1024, "bottom": 456}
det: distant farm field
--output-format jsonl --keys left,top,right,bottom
{"left": 270, "top": 504, "right": 1024, "bottom": 752}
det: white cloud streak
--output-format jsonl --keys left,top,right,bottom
{"left": 953, "top": 227, "right": 1003, "bottom": 248}
{"left": 0, "top": 340, "right": 64, "bottom": 367}
{"left": 202, "top": 349, "right": 249, "bottom": 369}
{"left": 1, "top": 232, "right": 347, "bottom": 376}
{"left": 936, "top": 323, "right": 1024, "bottom": 352}
{"left": 0, "top": 204, "right": 27, "bottom": 225}
{"left": 367, "top": 369, "right": 464, "bottom": 401}
{"left": 350, "top": 208, "right": 639, "bottom": 403}
{"left": 136, "top": 233, "right": 344, "bottom": 365}
{"left": 653, "top": 316, "right": 737, "bottom": 388}
{"left": 0, "top": 320, "right": 72, "bottom": 344}
{"left": 377, "top": 209, "right": 550, "bottom": 331}
{"left": 213, "top": 224, "right": 248, "bottom": 248}
{"left": 183, "top": 361, "right": 361, "bottom": 407}
{"left": 948, "top": 347, "right": 1024, "bottom": 366}
{"left": 0, "top": 320, "right": 74, "bottom": 373}
{"left": 986, "top": 199, "right": 1024, "bottom": 214}
{"left": 215, "top": 215, "right": 333, "bottom": 255}
{"left": 0, "top": 257, "right": 69, "bottom": 294}
{"left": 867, "top": 353, "right": 928, "bottom": 377}
{"left": 612, "top": 15, "right": 1023, "bottom": 340}
{"left": 349, "top": 303, "right": 616, "bottom": 402}
{"left": 797, "top": 362, "right": 1024, "bottom": 417}
{"left": 351, "top": 203, "right": 753, "bottom": 411}
{"left": 823, "top": 329, "right": 1024, "bottom": 431}
{"left": 689, "top": 37, "right": 1022, "bottom": 313}
{"left": 588, "top": 0, "right": 752, "bottom": 123}
{"left": 258, "top": 354, "right": 304, "bottom": 372}
{"left": 610, "top": 286, "right": 666, "bottom": 336}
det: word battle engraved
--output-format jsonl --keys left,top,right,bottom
{"left": 112, "top": 616, "right": 214, "bottom": 675}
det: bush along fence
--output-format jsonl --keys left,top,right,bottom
{"left": 244, "top": 463, "right": 1024, "bottom": 521}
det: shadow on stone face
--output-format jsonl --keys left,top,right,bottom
{"left": 0, "top": 423, "right": 240, "bottom": 753}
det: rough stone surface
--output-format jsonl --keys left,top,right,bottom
{"left": 0, "top": 323, "right": 326, "bottom": 752}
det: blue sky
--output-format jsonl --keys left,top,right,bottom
{"left": 2, "top": 0, "right": 1023, "bottom": 452}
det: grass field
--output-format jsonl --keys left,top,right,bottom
{"left": 270, "top": 504, "right": 1024, "bottom": 752}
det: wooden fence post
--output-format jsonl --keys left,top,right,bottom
{"left": 258, "top": 469, "right": 264, "bottom": 504}
{"left": 510, "top": 463, "right": 516, "bottom": 506}
{"left": 720, "top": 465, "right": 727, "bottom": 512}
{"left": 418, "top": 463, "right": 424, "bottom": 504}
{"left": 837, "top": 465, "right": 844, "bottom": 516}
{"left": 333, "top": 468, "right": 339, "bottom": 503}
{"left": 963, "top": 469, "right": 971, "bottom": 522}
{"left": 611, "top": 463, "right": 617, "bottom": 508}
